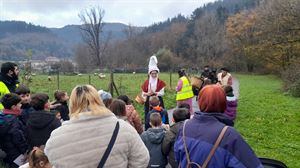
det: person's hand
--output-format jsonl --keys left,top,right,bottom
{"left": 162, "top": 124, "right": 170, "bottom": 130}
{"left": 50, "top": 103, "right": 61, "bottom": 109}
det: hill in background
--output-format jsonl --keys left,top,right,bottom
{"left": 0, "top": 21, "right": 143, "bottom": 61}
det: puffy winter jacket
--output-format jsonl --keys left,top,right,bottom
{"left": 0, "top": 112, "right": 28, "bottom": 163}
{"left": 175, "top": 112, "right": 262, "bottom": 168}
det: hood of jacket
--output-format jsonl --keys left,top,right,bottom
{"left": 27, "top": 110, "right": 57, "bottom": 129}
{"left": 194, "top": 111, "right": 234, "bottom": 126}
{"left": 146, "top": 128, "right": 165, "bottom": 144}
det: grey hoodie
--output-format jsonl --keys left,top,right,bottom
{"left": 141, "top": 128, "right": 167, "bottom": 168}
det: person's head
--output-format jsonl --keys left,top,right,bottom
{"left": 149, "top": 96, "right": 160, "bottom": 107}
{"left": 50, "top": 110, "right": 61, "bottom": 120}
{"left": 54, "top": 90, "right": 69, "bottom": 102}
{"left": 31, "top": 93, "right": 50, "bottom": 111}
{"left": 150, "top": 112, "right": 162, "bottom": 128}
{"left": 223, "top": 85, "right": 234, "bottom": 97}
{"left": 178, "top": 103, "right": 190, "bottom": 113}
{"left": 204, "top": 65, "right": 210, "bottom": 72}
{"left": 98, "top": 90, "right": 113, "bottom": 108}
{"left": 220, "top": 67, "right": 229, "bottom": 76}
{"left": 149, "top": 70, "right": 158, "bottom": 79}
{"left": 0, "top": 62, "right": 19, "bottom": 80}
{"left": 109, "top": 99, "right": 126, "bottom": 117}
{"left": 198, "top": 85, "right": 227, "bottom": 113}
{"left": 28, "top": 147, "right": 51, "bottom": 168}
{"left": 1, "top": 93, "right": 22, "bottom": 111}
{"left": 203, "top": 78, "right": 212, "bottom": 87}
{"left": 173, "top": 108, "right": 190, "bottom": 123}
{"left": 178, "top": 69, "right": 186, "bottom": 78}
{"left": 69, "top": 85, "right": 110, "bottom": 118}
{"left": 15, "top": 85, "right": 31, "bottom": 105}
{"left": 117, "top": 95, "right": 131, "bottom": 105}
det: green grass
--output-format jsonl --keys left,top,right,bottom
{"left": 1, "top": 73, "right": 299, "bottom": 167}
{"left": 235, "top": 74, "right": 300, "bottom": 168}
{"left": 21, "top": 73, "right": 179, "bottom": 120}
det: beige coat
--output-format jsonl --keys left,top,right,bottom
{"left": 45, "top": 112, "right": 149, "bottom": 168}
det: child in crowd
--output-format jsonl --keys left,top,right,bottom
{"left": 19, "top": 146, "right": 52, "bottom": 168}
{"left": 145, "top": 96, "right": 169, "bottom": 130}
{"left": 27, "top": 93, "right": 61, "bottom": 151}
{"left": 223, "top": 85, "right": 238, "bottom": 121}
{"left": 162, "top": 108, "right": 190, "bottom": 168}
{"left": 98, "top": 90, "right": 113, "bottom": 108}
{"left": 15, "top": 85, "right": 34, "bottom": 125}
{"left": 141, "top": 113, "right": 167, "bottom": 168}
{"left": 117, "top": 95, "right": 143, "bottom": 134}
{"left": 0, "top": 93, "right": 28, "bottom": 167}
{"left": 109, "top": 99, "right": 128, "bottom": 121}
{"left": 178, "top": 103, "right": 191, "bottom": 116}
{"left": 51, "top": 90, "right": 69, "bottom": 121}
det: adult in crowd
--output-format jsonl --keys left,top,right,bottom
{"left": 0, "top": 62, "right": 20, "bottom": 110}
{"left": 174, "top": 85, "right": 262, "bottom": 168}
{"left": 217, "top": 67, "right": 233, "bottom": 86}
{"left": 45, "top": 85, "right": 149, "bottom": 168}
{"left": 201, "top": 65, "right": 211, "bottom": 79}
{"left": 141, "top": 55, "right": 166, "bottom": 122}
{"left": 176, "top": 69, "right": 194, "bottom": 114}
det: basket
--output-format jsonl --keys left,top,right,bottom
{"left": 135, "top": 94, "right": 145, "bottom": 104}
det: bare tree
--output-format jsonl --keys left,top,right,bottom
{"left": 78, "top": 7, "right": 110, "bottom": 68}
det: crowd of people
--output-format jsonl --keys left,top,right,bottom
{"left": 0, "top": 59, "right": 262, "bottom": 168}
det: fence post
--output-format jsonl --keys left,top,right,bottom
{"left": 109, "top": 72, "right": 114, "bottom": 97}
{"left": 88, "top": 74, "right": 91, "bottom": 85}
{"left": 57, "top": 70, "right": 60, "bottom": 90}
{"left": 169, "top": 71, "right": 172, "bottom": 89}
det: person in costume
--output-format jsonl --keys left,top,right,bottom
{"left": 141, "top": 55, "right": 166, "bottom": 123}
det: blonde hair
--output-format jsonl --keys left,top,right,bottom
{"left": 69, "top": 85, "right": 111, "bottom": 118}
{"left": 28, "top": 147, "right": 49, "bottom": 168}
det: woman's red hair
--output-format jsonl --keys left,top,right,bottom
{"left": 198, "top": 85, "right": 227, "bottom": 113}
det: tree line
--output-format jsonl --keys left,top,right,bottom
{"left": 75, "top": 0, "right": 300, "bottom": 96}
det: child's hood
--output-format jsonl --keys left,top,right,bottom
{"left": 146, "top": 128, "right": 165, "bottom": 144}
{"left": 27, "top": 110, "right": 57, "bottom": 129}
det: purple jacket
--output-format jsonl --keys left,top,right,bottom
{"left": 174, "top": 112, "right": 262, "bottom": 168}
{"left": 225, "top": 96, "right": 238, "bottom": 120}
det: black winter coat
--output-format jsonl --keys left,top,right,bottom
{"left": 26, "top": 110, "right": 61, "bottom": 150}
{"left": 0, "top": 113, "right": 28, "bottom": 163}
{"left": 53, "top": 101, "right": 69, "bottom": 121}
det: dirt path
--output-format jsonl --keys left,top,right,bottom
{"left": 167, "top": 76, "right": 239, "bottom": 124}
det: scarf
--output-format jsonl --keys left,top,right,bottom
{"left": 3, "top": 108, "right": 22, "bottom": 116}
{"left": 148, "top": 76, "right": 158, "bottom": 93}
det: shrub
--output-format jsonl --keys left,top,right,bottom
{"left": 281, "top": 62, "right": 300, "bottom": 97}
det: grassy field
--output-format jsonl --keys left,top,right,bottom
{"left": 21, "top": 73, "right": 179, "bottom": 119}
{"left": 234, "top": 74, "right": 300, "bottom": 168}
{"left": 1, "top": 73, "right": 299, "bottom": 167}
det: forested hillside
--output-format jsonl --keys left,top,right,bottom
{"left": 0, "top": 21, "right": 138, "bottom": 61}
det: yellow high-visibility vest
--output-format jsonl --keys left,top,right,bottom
{"left": 0, "top": 81, "right": 12, "bottom": 110}
{"left": 176, "top": 76, "right": 194, "bottom": 101}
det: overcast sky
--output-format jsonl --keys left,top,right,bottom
{"left": 0, "top": 0, "right": 215, "bottom": 28}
